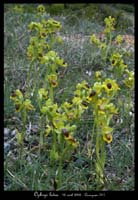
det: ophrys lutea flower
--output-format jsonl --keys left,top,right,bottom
{"left": 102, "top": 79, "right": 120, "bottom": 95}
{"left": 110, "top": 52, "right": 127, "bottom": 70}
{"left": 90, "top": 34, "right": 101, "bottom": 46}
{"left": 37, "top": 5, "right": 46, "bottom": 14}
{"left": 103, "top": 133, "right": 112, "bottom": 143}
{"left": 38, "top": 88, "right": 48, "bottom": 100}
{"left": 86, "top": 90, "right": 97, "bottom": 103}
{"left": 10, "top": 89, "right": 35, "bottom": 112}
{"left": 102, "top": 126, "right": 113, "bottom": 143}
{"left": 115, "top": 35, "right": 124, "bottom": 44}
{"left": 62, "top": 128, "right": 79, "bottom": 148}
{"left": 95, "top": 71, "right": 102, "bottom": 80}
{"left": 124, "top": 70, "right": 134, "bottom": 89}
{"left": 47, "top": 74, "right": 58, "bottom": 88}
{"left": 104, "top": 16, "right": 115, "bottom": 34}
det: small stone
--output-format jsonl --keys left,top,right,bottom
{"left": 4, "top": 142, "right": 11, "bottom": 154}
{"left": 11, "top": 129, "right": 17, "bottom": 137}
{"left": 129, "top": 112, "right": 133, "bottom": 116}
{"left": 26, "top": 156, "right": 32, "bottom": 164}
{"left": 4, "top": 128, "right": 10, "bottom": 136}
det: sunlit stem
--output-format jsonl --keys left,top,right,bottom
{"left": 26, "top": 58, "right": 35, "bottom": 98}
{"left": 104, "top": 32, "right": 112, "bottom": 63}
{"left": 19, "top": 109, "right": 27, "bottom": 168}
{"left": 39, "top": 114, "right": 44, "bottom": 146}
{"left": 101, "top": 138, "right": 106, "bottom": 176}
{"left": 88, "top": 117, "right": 96, "bottom": 159}
{"left": 50, "top": 86, "right": 54, "bottom": 102}
{"left": 95, "top": 114, "right": 105, "bottom": 186}
{"left": 57, "top": 134, "right": 64, "bottom": 190}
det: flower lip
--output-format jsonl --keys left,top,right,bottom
{"left": 41, "top": 33, "right": 46, "bottom": 37}
{"left": 112, "top": 60, "right": 115, "bottom": 64}
{"left": 103, "top": 133, "right": 112, "bottom": 143}
{"left": 31, "top": 41, "right": 35, "bottom": 46}
{"left": 89, "top": 90, "right": 96, "bottom": 97}
{"left": 11, "top": 91, "right": 17, "bottom": 98}
{"left": 82, "top": 101, "right": 89, "bottom": 107}
{"left": 62, "top": 128, "right": 69, "bottom": 137}
{"left": 38, "top": 53, "right": 43, "bottom": 57}
{"left": 107, "top": 83, "right": 112, "bottom": 89}
{"left": 106, "top": 134, "right": 112, "bottom": 142}
{"left": 85, "top": 83, "right": 90, "bottom": 89}
{"left": 68, "top": 137, "right": 76, "bottom": 144}
{"left": 15, "top": 104, "right": 21, "bottom": 111}
{"left": 52, "top": 80, "right": 57, "bottom": 85}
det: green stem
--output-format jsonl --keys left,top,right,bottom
{"left": 95, "top": 125, "right": 105, "bottom": 185}
{"left": 32, "top": 64, "right": 38, "bottom": 100}
{"left": 96, "top": 137, "right": 104, "bottom": 186}
{"left": 22, "top": 109, "right": 27, "bottom": 145}
{"left": 57, "top": 134, "right": 64, "bottom": 190}
{"left": 19, "top": 109, "right": 27, "bottom": 167}
{"left": 50, "top": 85, "right": 57, "bottom": 164}
{"left": 39, "top": 114, "right": 44, "bottom": 147}
{"left": 104, "top": 32, "right": 112, "bottom": 63}
{"left": 58, "top": 156, "right": 62, "bottom": 190}
{"left": 62, "top": 145, "right": 72, "bottom": 160}
{"left": 96, "top": 129, "right": 100, "bottom": 160}
{"left": 88, "top": 118, "right": 96, "bottom": 158}
{"left": 101, "top": 138, "right": 106, "bottom": 174}
{"left": 26, "top": 58, "right": 35, "bottom": 98}
{"left": 49, "top": 130, "right": 57, "bottom": 168}
{"left": 50, "top": 86, "right": 54, "bottom": 102}
{"left": 128, "top": 89, "right": 132, "bottom": 113}
{"left": 53, "top": 131, "right": 57, "bottom": 152}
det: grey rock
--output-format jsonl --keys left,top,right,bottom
{"left": 11, "top": 129, "right": 17, "bottom": 137}
{"left": 4, "top": 128, "right": 10, "bottom": 136}
{"left": 4, "top": 142, "right": 11, "bottom": 154}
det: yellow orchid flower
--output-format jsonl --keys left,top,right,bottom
{"left": 115, "top": 35, "right": 124, "bottom": 44}
{"left": 102, "top": 126, "right": 113, "bottom": 143}
{"left": 102, "top": 79, "right": 120, "bottom": 95}
{"left": 93, "top": 82, "right": 102, "bottom": 96}
{"left": 62, "top": 128, "right": 79, "bottom": 148}
{"left": 37, "top": 5, "right": 45, "bottom": 14}
{"left": 86, "top": 90, "right": 97, "bottom": 103}
{"left": 38, "top": 88, "right": 48, "bottom": 100}
{"left": 95, "top": 71, "right": 102, "bottom": 80}
{"left": 103, "top": 133, "right": 112, "bottom": 143}
{"left": 45, "top": 124, "right": 53, "bottom": 136}
{"left": 124, "top": 70, "right": 134, "bottom": 89}
{"left": 90, "top": 34, "right": 101, "bottom": 46}
{"left": 47, "top": 74, "right": 58, "bottom": 88}
{"left": 24, "top": 99, "right": 35, "bottom": 111}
